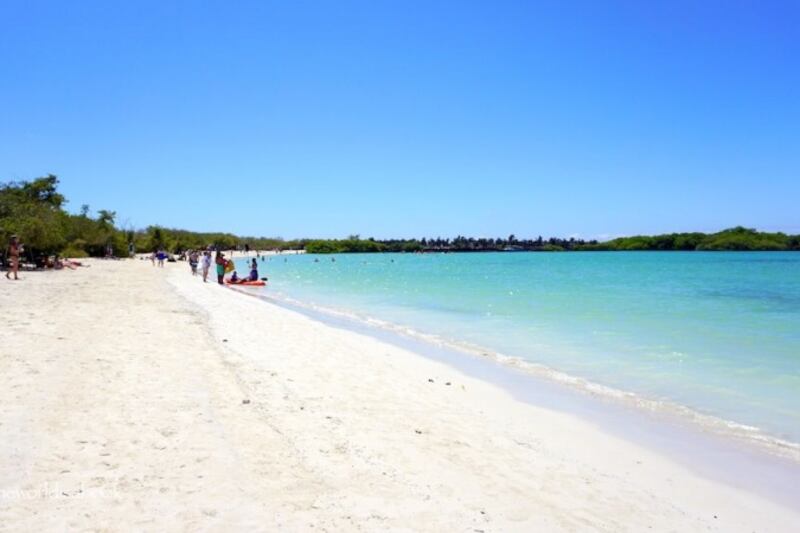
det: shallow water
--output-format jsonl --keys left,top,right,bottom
{"left": 236, "top": 251, "right": 800, "bottom": 446}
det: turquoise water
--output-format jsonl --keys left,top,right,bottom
{"left": 236, "top": 252, "right": 800, "bottom": 445}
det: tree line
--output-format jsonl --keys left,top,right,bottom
{"left": 304, "top": 234, "right": 597, "bottom": 253}
{"left": 0, "top": 176, "right": 308, "bottom": 261}
{"left": 2, "top": 175, "right": 798, "bottom": 262}
{"left": 581, "top": 227, "right": 800, "bottom": 251}
{"left": 0, "top": 175, "right": 130, "bottom": 260}
{"left": 304, "top": 228, "right": 800, "bottom": 253}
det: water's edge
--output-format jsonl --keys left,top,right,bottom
{"left": 227, "top": 284, "right": 800, "bottom": 512}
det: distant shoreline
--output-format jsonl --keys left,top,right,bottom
{"left": 300, "top": 227, "right": 800, "bottom": 253}
{"left": 4, "top": 177, "right": 798, "bottom": 260}
{"left": 302, "top": 248, "right": 800, "bottom": 254}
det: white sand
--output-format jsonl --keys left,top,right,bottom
{"left": 1, "top": 259, "right": 797, "bottom": 531}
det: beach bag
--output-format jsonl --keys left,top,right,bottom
{"left": 224, "top": 259, "right": 235, "bottom": 273}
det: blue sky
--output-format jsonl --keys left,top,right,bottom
{"left": 1, "top": 0, "right": 798, "bottom": 240}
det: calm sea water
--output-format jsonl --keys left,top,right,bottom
{"left": 236, "top": 251, "right": 800, "bottom": 445}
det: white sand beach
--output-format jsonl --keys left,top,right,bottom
{"left": 1, "top": 258, "right": 798, "bottom": 532}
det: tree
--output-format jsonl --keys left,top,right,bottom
{"left": 0, "top": 175, "right": 69, "bottom": 256}
{"left": 97, "top": 210, "right": 116, "bottom": 230}
{"left": 21, "top": 174, "right": 65, "bottom": 208}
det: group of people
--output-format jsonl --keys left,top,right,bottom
{"left": 3, "top": 235, "right": 265, "bottom": 283}
{"left": 4, "top": 235, "right": 85, "bottom": 280}
{"left": 228, "top": 258, "right": 260, "bottom": 284}
{"left": 181, "top": 248, "right": 262, "bottom": 285}
{"left": 185, "top": 249, "right": 214, "bottom": 282}
{"left": 149, "top": 250, "right": 169, "bottom": 267}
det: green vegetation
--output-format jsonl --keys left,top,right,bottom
{"left": 0, "top": 175, "right": 129, "bottom": 261}
{"left": 289, "top": 230, "right": 800, "bottom": 253}
{"left": 2, "top": 175, "right": 797, "bottom": 263}
{"left": 305, "top": 236, "right": 400, "bottom": 254}
{"left": 580, "top": 227, "right": 800, "bottom": 251}
{"left": 0, "top": 175, "right": 303, "bottom": 262}
{"left": 130, "top": 226, "right": 306, "bottom": 255}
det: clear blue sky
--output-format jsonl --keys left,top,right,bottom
{"left": 1, "top": 1, "right": 798, "bottom": 240}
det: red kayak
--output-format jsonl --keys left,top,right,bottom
{"left": 225, "top": 280, "right": 266, "bottom": 287}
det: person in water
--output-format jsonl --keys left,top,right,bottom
{"left": 230, "top": 270, "right": 240, "bottom": 283}
{"left": 6, "top": 235, "right": 21, "bottom": 280}
{"left": 248, "top": 258, "right": 258, "bottom": 281}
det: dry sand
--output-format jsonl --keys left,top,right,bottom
{"left": 1, "top": 258, "right": 797, "bottom": 531}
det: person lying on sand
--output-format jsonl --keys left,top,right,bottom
{"left": 60, "top": 259, "right": 80, "bottom": 270}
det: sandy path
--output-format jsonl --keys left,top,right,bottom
{"left": 0, "top": 259, "right": 797, "bottom": 532}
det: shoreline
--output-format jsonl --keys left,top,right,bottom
{"left": 173, "top": 263, "right": 800, "bottom": 524}
{"left": 244, "top": 286, "right": 800, "bottom": 461}
{"left": 231, "top": 252, "right": 800, "bottom": 464}
{"left": 229, "top": 282, "right": 800, "bottom": 511}
{"left": 2, "top": 258, "right": 798, "bottom": 530}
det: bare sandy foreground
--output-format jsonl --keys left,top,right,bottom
{"left": 1, "top": 258, "right": 797, "bottom": 532}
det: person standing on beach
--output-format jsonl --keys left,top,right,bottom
{"left": 201, "top": 250, "right": 212, "bottom": 282}
{"left": 215, "top": 251, "right": 226, "bottom": 285}
{"left": 6, "top": 235, "right": 21, "bottom": 280}
{"left": 189, "top": 250, "right": 199, "bottom": 276}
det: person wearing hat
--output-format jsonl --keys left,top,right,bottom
{"left": 6, "top": 235, "right": 21, "bottom": 280}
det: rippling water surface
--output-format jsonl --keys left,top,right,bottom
{"left": 236, "top": 251, "right": 800, "bottom": 445}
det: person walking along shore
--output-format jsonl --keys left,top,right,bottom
{"left": 201, "top": 250, "right": 211, "bottom": 283}
{"left": 189, "top": 250, "right": 199, "bottom": 276}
